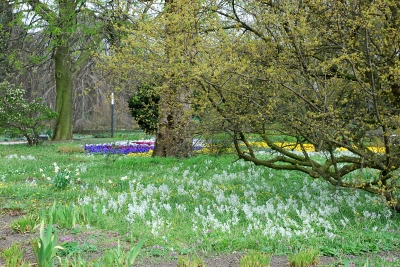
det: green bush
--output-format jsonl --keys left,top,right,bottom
{"left": 128, "top": 84, "right": 159, "bottom": 135}
{"left": 0, "top": 81, "right": 58, "bottom": 145}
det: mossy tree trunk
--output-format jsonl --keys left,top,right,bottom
{"left": 152, "top": 0, "right": 196, "bottom": 158}
{"left": 52, "top": 46, "right": 75, "bottom": 140}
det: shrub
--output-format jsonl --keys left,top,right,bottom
{"left": 0, "top": 81, "right": 58, "bottom": 145}
{"left": 128, "top": 84, "right": 159, "bottom": 135}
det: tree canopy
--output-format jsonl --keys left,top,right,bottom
{"left": 191, "top": 0, "right": 400, "bottom": 212}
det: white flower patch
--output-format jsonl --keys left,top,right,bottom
{"left": 142, "top": 184, "right": 158, "bottom": 199}
{"left": 107, "top": 198, "right": 118, "bottom": 213}
{"left": 78, "top": 196, "right": 91, "bottom": 206}
{"left": 5, "top": 154, "right": 35, "bottom": 160}
{"left": 74, "top": 157, "right": 399, "bottom": 242}
{"left": 202, "top": 180, "right": 213, "bottom": 192}
{"left": 176, "top": 203, "right": 186, "bottom": 212}
{"left": 159, "top": 184, "right": 170, "bottom": 201}
{"left": 25, "top": 179, "right": 37, "bottom": 186}
{"left": 177, "top": 184, "right": 188, "bottom": 195}
{"left": 118, "top": 193, "right": 128, "bottom": 209}
{"left": 126, "top": 200, "right": 149, "bottom": 220}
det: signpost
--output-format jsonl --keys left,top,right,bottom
{"left": 111, "top": 93, "right": 114, "bottom": 138}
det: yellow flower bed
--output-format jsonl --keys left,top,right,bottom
{"left": 127, "top": 150, "right": 153, "bottom": 157}
{"left": 125, "top": 142, "right": 386, "bottom": 156}
{"left": 367, "top": 147, "right": 386, "bottom": 153}
{"left": 249, "top": 142, "right": 315, "bottom": 152}
{"left": 249, "top": 142, "right": 386, "bottom": 153}
{"left": 196, "top": 147, "right": 234, "bottom": 154}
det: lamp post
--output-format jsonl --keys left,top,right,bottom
{"left": 111, "top": 92, "right": 114, "bottom": 138}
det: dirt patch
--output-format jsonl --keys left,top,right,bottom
{"left": 133, "top": 253, "right": 336, "bottom": 267}
{"left": 0, "top": 213, "right": 36, "bottom": 265}
{"left": 1, "top": 212, "right": 338, "bottom": 267}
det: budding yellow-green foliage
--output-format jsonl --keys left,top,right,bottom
{"left": 98, "top": 0, "right": 400, "bottom": 212}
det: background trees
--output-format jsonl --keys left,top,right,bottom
{"left": 9, "top": 0, "right": 136, "bottom": 140}
{"left": 0, "top": 1, "right": 14, "bottom": 81}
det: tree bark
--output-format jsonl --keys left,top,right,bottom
{"left": 152, "top": 0, "right": 194, "bottom": 158}
{"left": 52, "top": 46, "right": 74, "bottom": 140}
{"left": 153, "top": 84, "right": 193, "bottom": 158}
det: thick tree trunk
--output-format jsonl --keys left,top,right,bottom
{"left": 152, "top": 0, "right": 197, "bottom": 157}
{"left": 153, "top": 85, "right": 193, "bottom": 158}
{"left": 52, "top": 46, "right": 74, "bottom": 141}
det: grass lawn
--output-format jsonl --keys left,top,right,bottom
{"left": 0, "top": 137, "right": 399, "bottom": 266}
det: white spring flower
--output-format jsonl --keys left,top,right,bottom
{"left": 117, "top": 193, "right": 128, "bottom": 208}
{"left": 78, "top": 196, "right": 91, "bottom": 206}
{"left": 176, "top": 203, "right": 186, "bottom": 212}
{"left": 102, "top": 205, "right": 108, "bottom": 214}
{"left": 163, "top": 203, "right": 172, "bottom": 212}
{"left": 108, "top": 199, "right": 118, "bottom": 212}
{"left": 177, "top": 185, "right": 188, "bottom": 195}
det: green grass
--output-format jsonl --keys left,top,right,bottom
{"left": 288, "top": 248, "right": 319, "bottom": 267}
{"left": 0, "top": 137, "right": 400, "bottom": 266}
{"left": 1, "top": 242, "right": 30, "bottom": 267}
{"left": 240, "top": 250, "right": 272, "bottom": 267}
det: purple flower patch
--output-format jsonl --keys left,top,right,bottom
{"left": 84, "top": 140, "right": 204, "bottom": 155}
{"left": 84, "top": 141, "right": 154, "bottom": 155}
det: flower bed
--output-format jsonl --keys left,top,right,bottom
{"left": 84, "top": 140, "right": 204, "bottom": 155}
{"left": 84, "top": 141, "right": 155, "bottom": 155}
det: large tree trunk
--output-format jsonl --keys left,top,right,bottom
{"left": 52, "top": 46, "right": 74, "bottom": 140}
{"left": 152, "top": 0, "right": 195, "bottom": 157}
{"left": 153, "top": 85, "right": 193, "bottom": 158}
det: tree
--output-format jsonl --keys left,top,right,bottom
{"left": 0, "top": 81, "right": 58, "bottom": 145}
{"left": 151, "top": 0, "right": 201, "bottom": 157}
{"left": 194, "top": 0, "right": 400, "bottom": 212}
{"left": 0, "top": 1, "right": 13, "bottom": 80}
{"left": 10, "top": 0, "right": 131, "bottom": 141}
{"left": 0, "top": 1, "right": 27, "bottom": 81}
{"left": 100, "top": 0, "right": 208, "bottom": 157}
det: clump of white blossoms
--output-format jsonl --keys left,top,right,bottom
{"left": 40, "top": 163, "right": 80, "bottom": 189}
